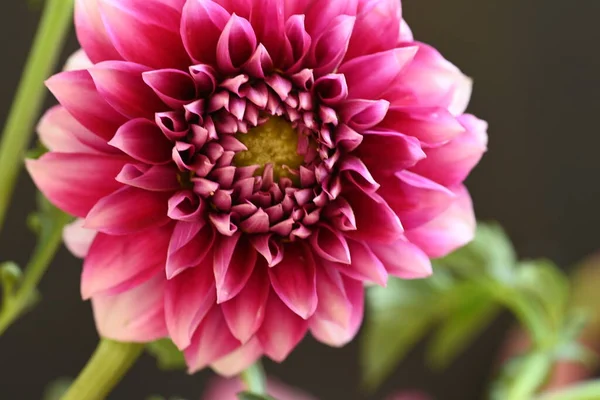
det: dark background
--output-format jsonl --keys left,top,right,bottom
{"left": 1, "top": 0, "right": 599, "bottom": 399}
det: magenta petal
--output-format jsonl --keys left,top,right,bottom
{"left": 46, "top": 70, "right": 127, "bottom": 140}
{"left": 338, "top": 155, "right": 379, "bottom": 194}
{"left": 310, "top": 224, "right": 351, "bottom": 264}
{"left": 222, "top": 266, "right": 269, "bottom": 342}
{"left": 314, "top": 74, "right": 348, "bottom": 106}
{"left": 26, "top": 153, "right": 126, "bottom": 218}
{"left": 339, "top": 99, "right": 390, "bottom": 132}
{"left": 91, "top": 271, "right": 167, "bottom": 342}
{"left": 334, "top": 238, "right": 388, "bottom": 286}
{"left": 81, "top": 226, "right": 171, "bottom": 299}
{"left": 98, "top": 0, "right": 190, "bottom": 69}
{"left": 257, "top": 291, "right": 309, "bottom": 362}
{"left": 344, "top": 0, "right": 402, "bottom": 60}
{"left": 63, "top": 218, "right": 96, "bottom": 259}
{"left": 116, "top": 164, "right": 180, "bottom": 192}
{"left": 75, "top": 0, "right": 122, "bottom": 63}
{"left": 380, "top": 106, "right": 466, "bottom": 146}
{"left": 165, "top": 255, "right": 216, "bottom": 349}
{"left": 312, "top": 263, "right": 351, "bottom": 328}
{"left": 305, "top": 0, "right": 358, "bottom": 37}
{"left": 370, "top": 236, "right": 433, "bottom": 279}
{"left": 282, "top": 14, "right": 312, "bottom": 72}
{"left": 345, "top": 188, "right": 404, "bottom": 243}
{"left": 181, "top": 0, "right": 230, "bottom": 65}
{"left": 210, "top": 337, "right": 263, "bottom": 377}
{"left": 217, "top": 14, "right": 258, "bottom": 75}
{"left": 85, "top": 186, "right": 170, "bottom": 234}
{"left": 405, "top": 185, "right": 476, "bottom": 258}
{"left": 37, "top": 106, "right": 115, "bottom": 155}
{"left": 310, "top": 275, "right": 363, "bottom": 347}
{"left": 142, "top": 69, "right": 197, "bottom": 109}
{"left": 309, "top": 15, "right": 356, "bottom": 77}
{"left": 380, "top": 171, "right": 456, "bottom": 230}
{"left": 356, "top": 130, "right": 425, "bottom": 176}
{"left": 184, "top": 307, "right": 241, "bottom": 373}
{"left": 248, "top": 0, "right": 285, "bottom": 64}
{"left": 214, "top": 234, "right": 257, "bottom": 303}
{"left": 250, "top": 234, "right": 284, "bottom": 267}
{"left": 109, "top": 119, "right": 172, "bottom": 164}
{"left": 411, "top": 114, "right": 488, "bottom": 187}
{"left": 268, "top": 245, "right": 317, "bottom": 319}
{"left": 89, "top": 61, "right": 166, "bottom": 120}
{"left": 339, "top": 47, "right": 418, "bottom": 100}
{"left": 167, "top": 220, "right": 214, "bottom": 279}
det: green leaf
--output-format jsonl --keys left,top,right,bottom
{"left": 43, "top": 378, "right": 73, "bottom": 400}
{"left": 535, "top": 379, "right": 600, "bottom": 400}
{"left": 490, "top": 352, "right": 553, "bottom": 400}
{"left": 237, "top": 392, "right": 277, "bottom": 400}
{"left": 427, "top": 287, "right": 500, "bottom": 369}
{"left": 146, "top": 339, "right": 186, "bottom": 370}
{"left": 0, "top": 262, "right": 22, "bottom": 300}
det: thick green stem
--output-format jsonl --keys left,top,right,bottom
{"left": 0, "top": 0, "right": 73, "bottom": 231}
{"left": 241, "top": 361, "right": 267, "bottom": 395}
{"left": 0, "top": 209, "right": 71, "bottom": 335}
{"left": 61, "top": 339, "right": 144, "bottom": 400}
{"left": 535, "top": 380, "right": 600, "bottom": 400}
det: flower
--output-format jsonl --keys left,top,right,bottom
{"left": 27, "top": 0, "right": 487, "bottom": 375}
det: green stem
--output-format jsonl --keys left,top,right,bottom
{"left": 0, "top": 209, "right": 71, "bottom": 335}
{"left": 535, "top": 380, "right": 600, "bottom": 400}
{"left": 241, "top": 361, "right": 267, "bottom": 395}
{"left": 61, "top": 339, "right": 144, "bottom": 400}
{"left": 0, "top": 0, "right": 73, "bottom": 231}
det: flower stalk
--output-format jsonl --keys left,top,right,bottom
{"left": 0, "top": 0, "right": 73, "bottom": 231}
{"left": 240, "top": 361, "right": 268, "bottom": 395}
{"left": 61, "top": 339, "right": 144, "bottom": 400}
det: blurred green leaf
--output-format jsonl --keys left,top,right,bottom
{"left": 146, "top": 339, "right": 187, "bottom": 371}
{"left": 427, "top": 287, "right": 500, "bottom": 369}
{"left": 43, "top": 378, "right": 72, "bottom": 400}
{"left": 490, "top": 351, "right": 553, "bottom": 400}
{"left": 25, "top": 140, "right": 48, "bottom": 160}
{"left": 0, "top": 262, "right": 22, "bottom": 301}
{"left": 237, "top": 392, "right": 277, "bottom": 400}
{"left": 535, "top": 379, "right": 600, "bottom": 400}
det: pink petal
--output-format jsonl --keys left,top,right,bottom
{"left": 63, "top": 49, "right": 93, "bottom": 71}
{"left": 184, "top": 306, "right": 241, "bottom": 373}
{"left": 116, "top": 164, "right": 180, "bottom": 192}
{"left": 309, "top": 15, "right": 356, "bottom": 77}
{"left": 355, "top": 130, "right": 426, "bottom": 176}
{"left": 85, "top": 186, "right": 170, "bottom": 234}
{"left": 399, "top": 19, "right": 413, "bottom": 42}
{"left": 98, "top": 0, "right": 190, "bottom": 68}
{"left": 344, "top": 0, "right": 402, "bottom": 60}
{"left": 37, "top": 106, "right": 115, "bottom": 155}
{"left": 339, "top": 99, "right": 390, "bottom": 132}
{"left": 217, "top": 14, "right": 258, "bottom": 75}
{"left": 256, "top": 291, "right": 309, "bottom": 362}
{"left": 210, "top": 337, "right": 263, "bottom": 377}
{"left": 81, "top": 226, "right": 171, "bottom": 299}
{"left": 109, "top": 118, "right": 172, "bottom": 164}
{"left": 142, "top": 69, "right": 198, "bottom": 109}
{"left": 268, "top": 244, "right": 317, "bottom": 319}
{"left": 181, "top": 0, "right": 230, "bottom": 65}
{"left": 411, "top": 114, "right": 488, "bottom": 187}
{"left": 165, "top": 255, "right": 216, "bottom": 349}
{"left": 89, "top": 61, "right": 166, "bottom": 119}
{"left": 222, "top": 265, "right": 270, "bottom": 342}
{"left": 26, "top": 153, "right": 126, "bottom": 218}
{"left": 214, "top": 234, "right": 257, "bottom": 303}
{"left": 370, "top": 236, "right": 433, "bottom": 279}
{"left": 314, "top": 74, "right": 348, "bottom": 106}
{"left": 339, "top": 47, "right": 418, "bottom": 100}
{"left": 312, "top": 263, "right": 352, "bottom": 329}
{"left": 338, "top": 155, "right": 380, "bottom": 194}
{"left": 405, "top": 185, "right": 476, "bottom": 258}
{"left": 75, "top": 0, "right": 122, "bottom": 63}
{"left": 380, "top": 106, "right": 466, "bottom": 146}
{"left": 334, "top": 238, "right": 388, "bottom": 286}
{"left": 91, "top": 271, "right": 167, "bottom": 342}
{"left": 167, "top": 220, "right": 215, "bottom": 279}
{"left": 250, "top": 234, "right": 284, "bottom": 267}
{"left": 248, "top": 0, "right": 285, "bottom": 65}
{"left": 310, "top": 274, "right": 363, "bottom": 347}
{"left": 305, "top": 0, "right": 358, "bottom": 37}
{"left": 63, "top": 218, "right": 97, "bottom": 258}
{"left": 282, "top": 15, "right": 312, "bottom": 72}
{"left": 310, "top": 224, "right": 351, "bottom": 264}
{"left": 46, "top": 70, "right": 127, "bottom": 140}
{"left": 344, "top": 188, "right": 404, "bottom": 243}
{"left": 379, "top": 171, "right": 456, "bottom": 229}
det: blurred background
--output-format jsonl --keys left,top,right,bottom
{"left": 1, "top": 0, "right": 599, "bottom": 399}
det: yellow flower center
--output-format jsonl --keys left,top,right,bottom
{"left": 234, "top": 117, "right": 305, "bottom": 180}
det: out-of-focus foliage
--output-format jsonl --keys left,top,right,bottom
{"left": 146, "top": 339, "right": 187, "bottom": 371}
{"left": 43, "top": 378, "right": 72, "bottom": 400}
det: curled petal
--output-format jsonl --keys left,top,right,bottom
{"left": 339, "top": 99, "right": 389, "bottom": 131}
{"left": 250, "top": 234, "right": 284, "bottom": 267}
{"left": 142, "top": 69, "right": 198, "bottom": 109}
{"left": 217, "top": 14, "right": 258, "bottom": 75}
{"left": 310, "top": 224, "right": 351, "bottom": 264}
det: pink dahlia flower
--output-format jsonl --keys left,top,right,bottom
{"left": 27, "top": 0, "right": 487, "bottom": 375}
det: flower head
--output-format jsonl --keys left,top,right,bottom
{"left": 28, "top": 0, "right": 487, "bottom": 375}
